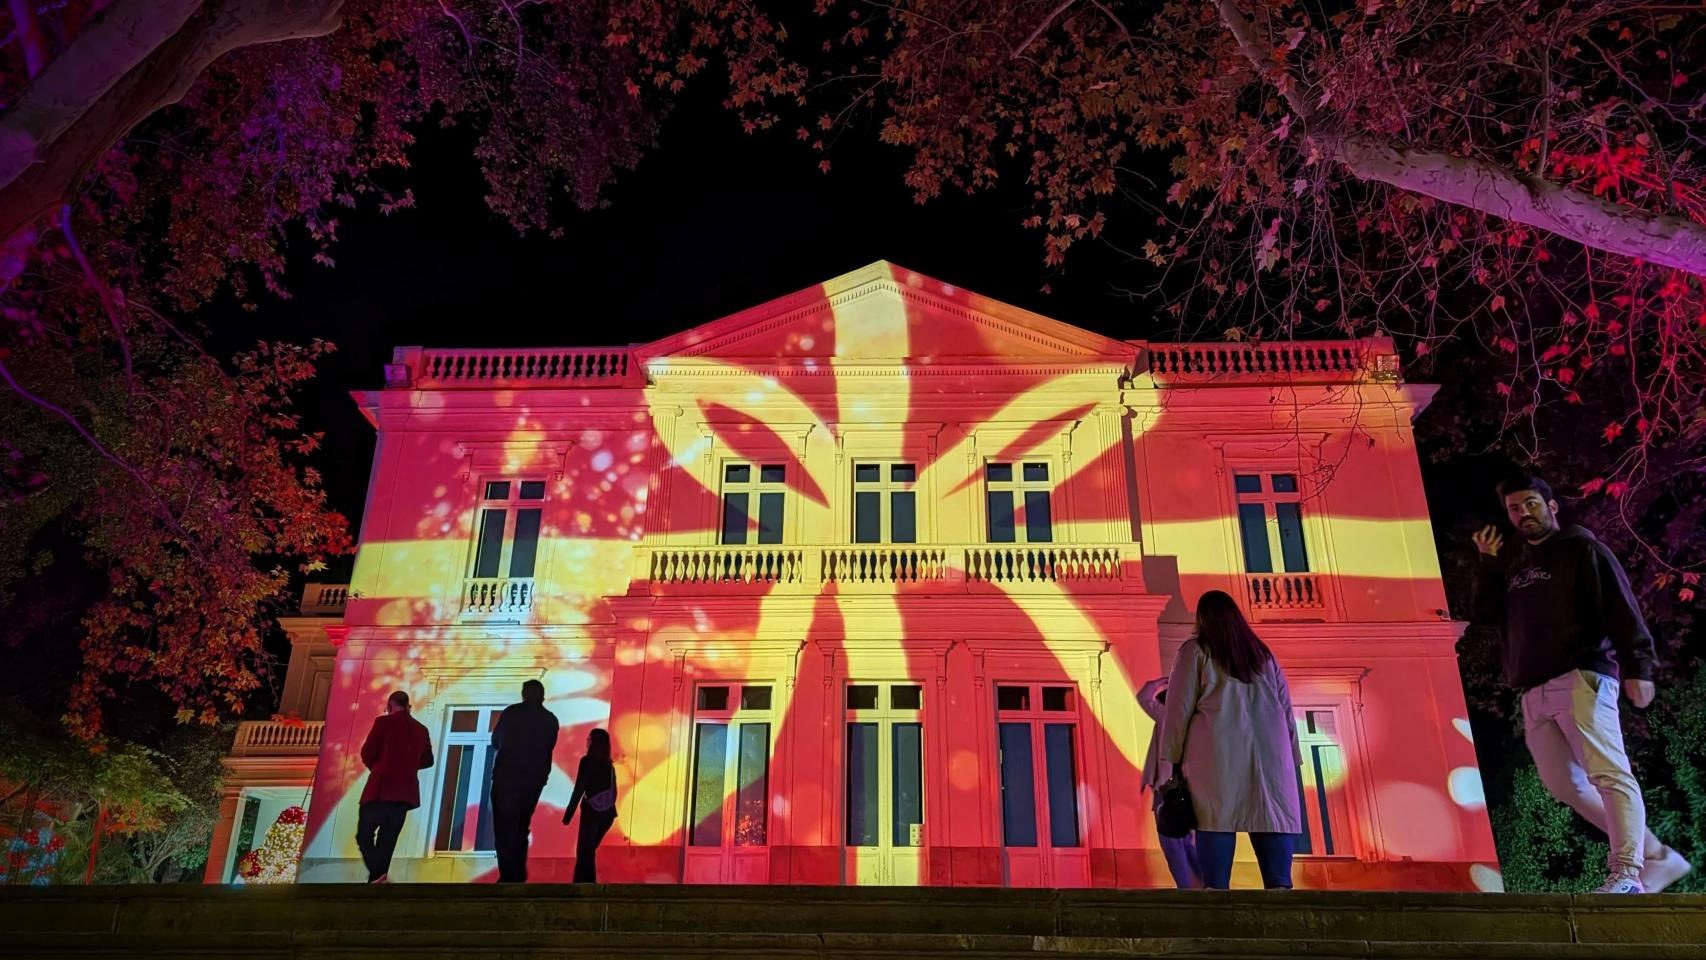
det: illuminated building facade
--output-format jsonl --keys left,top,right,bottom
{"left": 209, "top": 262, "right": 1498, "bottom": 889}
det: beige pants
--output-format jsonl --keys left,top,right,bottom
{"left": 1522, "top": 669, "right": 1648, "bottom": 874}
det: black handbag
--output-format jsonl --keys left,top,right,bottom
{"left": 1156, "top": 776, "right": 1197, "bottom": 838}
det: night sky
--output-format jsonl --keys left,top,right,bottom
{"left": 202, "top": 83, "right": 1500, "bottom": 580}
{"left": 183, "top": 79, "right": 1525, "bottom": 781}
{"left": 206, "top": 84, "right": 1163, "bottom": 541}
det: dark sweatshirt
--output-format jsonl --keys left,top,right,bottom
{"left": 564, "top": 755, "right": 617, "bottom": 823}
{"left": 1470, "top": 524, "right": 1656, "bottom": 691}
{"left": 490, "top": 700, "right": 560, "bottom": 787}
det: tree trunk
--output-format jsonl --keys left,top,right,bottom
{"left": 0, "top": 0, "right": 345, "bottom": 243}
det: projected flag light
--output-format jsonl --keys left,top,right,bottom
{"left": 212, "top": 262, "right": 1500, "bottom": 891}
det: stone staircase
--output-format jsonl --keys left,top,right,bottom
{"left": 4, "top": 885, "right": 1705, "bottom": 958}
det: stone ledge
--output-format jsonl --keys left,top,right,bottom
{"left": 12, "top": 931, "right": 1706, "bottom": 960}
{"left": 3, "top": 885, "right": 1704, "bottom": 950}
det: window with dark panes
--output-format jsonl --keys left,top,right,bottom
{"left": 853, "top": 463, "right": 921, "bottom": 545}
{"left": 853, "top": 462, "right": 918, "bottom": 543}
{"left": 1232, "top": 472, "right": 1310, "bottom": 574}
{"left": 471, "top": 479, "right": 547, "bottom": 579}
{"left": 985, "top": 461, "right": 1054, "bottom": 543}
{"left": 432, "top": 706, "right": 503, "bottom": 853}
{"left": 720, "top": 463, "right": 787, "bottom": 544}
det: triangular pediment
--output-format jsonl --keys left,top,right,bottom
{"left": 636, "top": 261, "right": 1137, "bottom": 367}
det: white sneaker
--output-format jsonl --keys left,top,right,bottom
{"left": 1641, "top": 847, "right": 1693, "bottom": 893}
{"left": 1593, "top": 869, "right": 1645, "bottom": 894}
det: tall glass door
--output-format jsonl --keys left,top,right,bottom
{"left": 995, "top": 683, "right": 1088, "bottom": 887}
{"left": 844, "top": 682, "right": 925, "bottom": 885}
{"left": 683, "top": 683, "right": 773, "bottom": 883}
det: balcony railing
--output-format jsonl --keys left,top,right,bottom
{"left": 822, "top": 546, "right": 951, "bottom": 586}
{"left": 298, "top": 583, "right": 349, "bottom": 616}
{"left": 1246, "top": 573, "right": 1327, "bottom": 613}
{"left": 965, "top": 545, "right": 1127, "bottom": 585}
{"left": 462, "top": 577, "right": 535, "bottom": 618}
{"left": 413, "top": 347, "right": 641, "bottom": 388}
{"left": 647, "top": 547, "right": 807, "bottom": 586}
{"left": 634, "top": 543, "right": 1139, "bottom": 594}
{"left": 230, "top": 720, "right": 324, "bottom": 757}
{"left": 1146, "top": 340, "right": 1395, "bottom": 384}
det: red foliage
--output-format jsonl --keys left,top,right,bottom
{"left": 3, "top": 1, "right": 1702, "bottom": 744}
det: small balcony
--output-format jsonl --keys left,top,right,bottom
{"left": 230, "top": 720, "right": 324, "bottom": 757}
{"left": 1245, "top": 573, "right": 1328, "bottom": 615}
{"left": 461, "top": 576, "right": 536, "bottom": 619}
{"left": 408, "top": 346, "right": 642, "bottom": 389}
{"left": 298, "top": 583, "right": 349, "bottom": 616}
{"left": 1145, "top": 339, "right": 1398, "bottom": 385}
{"left": 634, "top": 543, "right": 1139, "bottom": 595}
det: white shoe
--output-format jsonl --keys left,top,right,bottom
{"left": 1641, "top": 847, "right": 1692, "bottom": 893}
{"left": 1593, "top": 869, "right": 1645, "bottom": 894}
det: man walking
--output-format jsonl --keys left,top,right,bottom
{"left": 489, "top": 679, "right": 560, "bottom": 883}
{"left": 1471, "top": 473, "right": 1690, "bottom": 893}
{"left": 356, "top": 690, "right": 434, "bottom": 884}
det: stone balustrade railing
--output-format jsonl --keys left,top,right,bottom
{"left": 230, "top": 720, "right": 325, "bottom": 757}
{"left": 1246, "top": 573, "right": 1327, "bottom": 612}
{"left": 635, "top": 543, "right": 1138, "bottom": 594}
{"left": 412, "top": 347, "right": 640, "bottom": 388}
{"left": 298, "top": 583, "right": 349, "bottom": 616}
{"left": 646, "top": 546, "right": 807, "bottom": 585}
{"left": 822, "top": 546, "right": 952, "bottom": 586}
{"left": 462, "top": 577, "right": 536, "bottom": 618}
{"left": 964, "top": 545, "right": 1128, "bottom": 584}
{"left": 1146, "top": 340, "right": 1396, "bottom": 383}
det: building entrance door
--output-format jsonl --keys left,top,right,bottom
{"left": 995, "top": 683, "right": 1089, "bottom": 887}
{"left": 844, "top": 682, "right": 925, "bottom": 885}
{"left": 683, "top": 683, "right": 773, "bottom": 883}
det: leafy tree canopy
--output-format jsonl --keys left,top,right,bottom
{"left": 0, "top": 1, "right": 1700, "bottom": 737}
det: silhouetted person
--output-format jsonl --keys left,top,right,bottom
{"left": 1158, "top": 591, "right": 1301, "bottom": 890}
{"left": 489, "top": 679, "right": 560, "bottom": 883}
{"left": 562, "top": 728, "right": 617, "bottom": 883}
{"left": 356, "top": 690, "right": 433, "bottom": 883}
{"left": 1139, "top": 677, "right": 1201, "bottom": 889}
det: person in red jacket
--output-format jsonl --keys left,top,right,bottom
{"left": 356, "top": 690, "right": 434, "bottom": 883}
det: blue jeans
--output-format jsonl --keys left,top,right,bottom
{"left": 1153, "top": 807, "right": 1201, "bottom": 889}
{"left": 1195, "top": 831, "right": 1294, "bottom": 889}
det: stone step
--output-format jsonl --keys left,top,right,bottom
{"left": 4, "top": 885, "right": 1704, "bottom": 959}
{"left": 11, "top": 931, "right": 1706, "bottom": 960}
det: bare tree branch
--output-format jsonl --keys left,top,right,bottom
{"left": 58, "top": 204, "right": 132, "bottom": 388}
{"left": 1214, "top": 0, "right": 1706, "bottom": 277}
{"left": 1335, "top": 140, "right": 1706, "bottom": 275}
{"left": 1011, "top": 0, "right": 1078, "bottom": 60}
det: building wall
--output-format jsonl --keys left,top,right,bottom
{"left": 284, "top": 262, "right": 1496, "bottom": 890}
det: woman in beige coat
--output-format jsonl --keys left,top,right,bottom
{"left": 1157, "top": 590, "right": 1302, "bottom": 889}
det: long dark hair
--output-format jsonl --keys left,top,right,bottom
{"left": 1193, "top": 590, "right": 1275, "bottom": 683}
{"left": 586, "top": 727, "right": 612, "bottom": 762}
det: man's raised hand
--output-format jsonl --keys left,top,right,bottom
{"left": 1472, "top": 525, "right": 1504, "bottom": 557}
